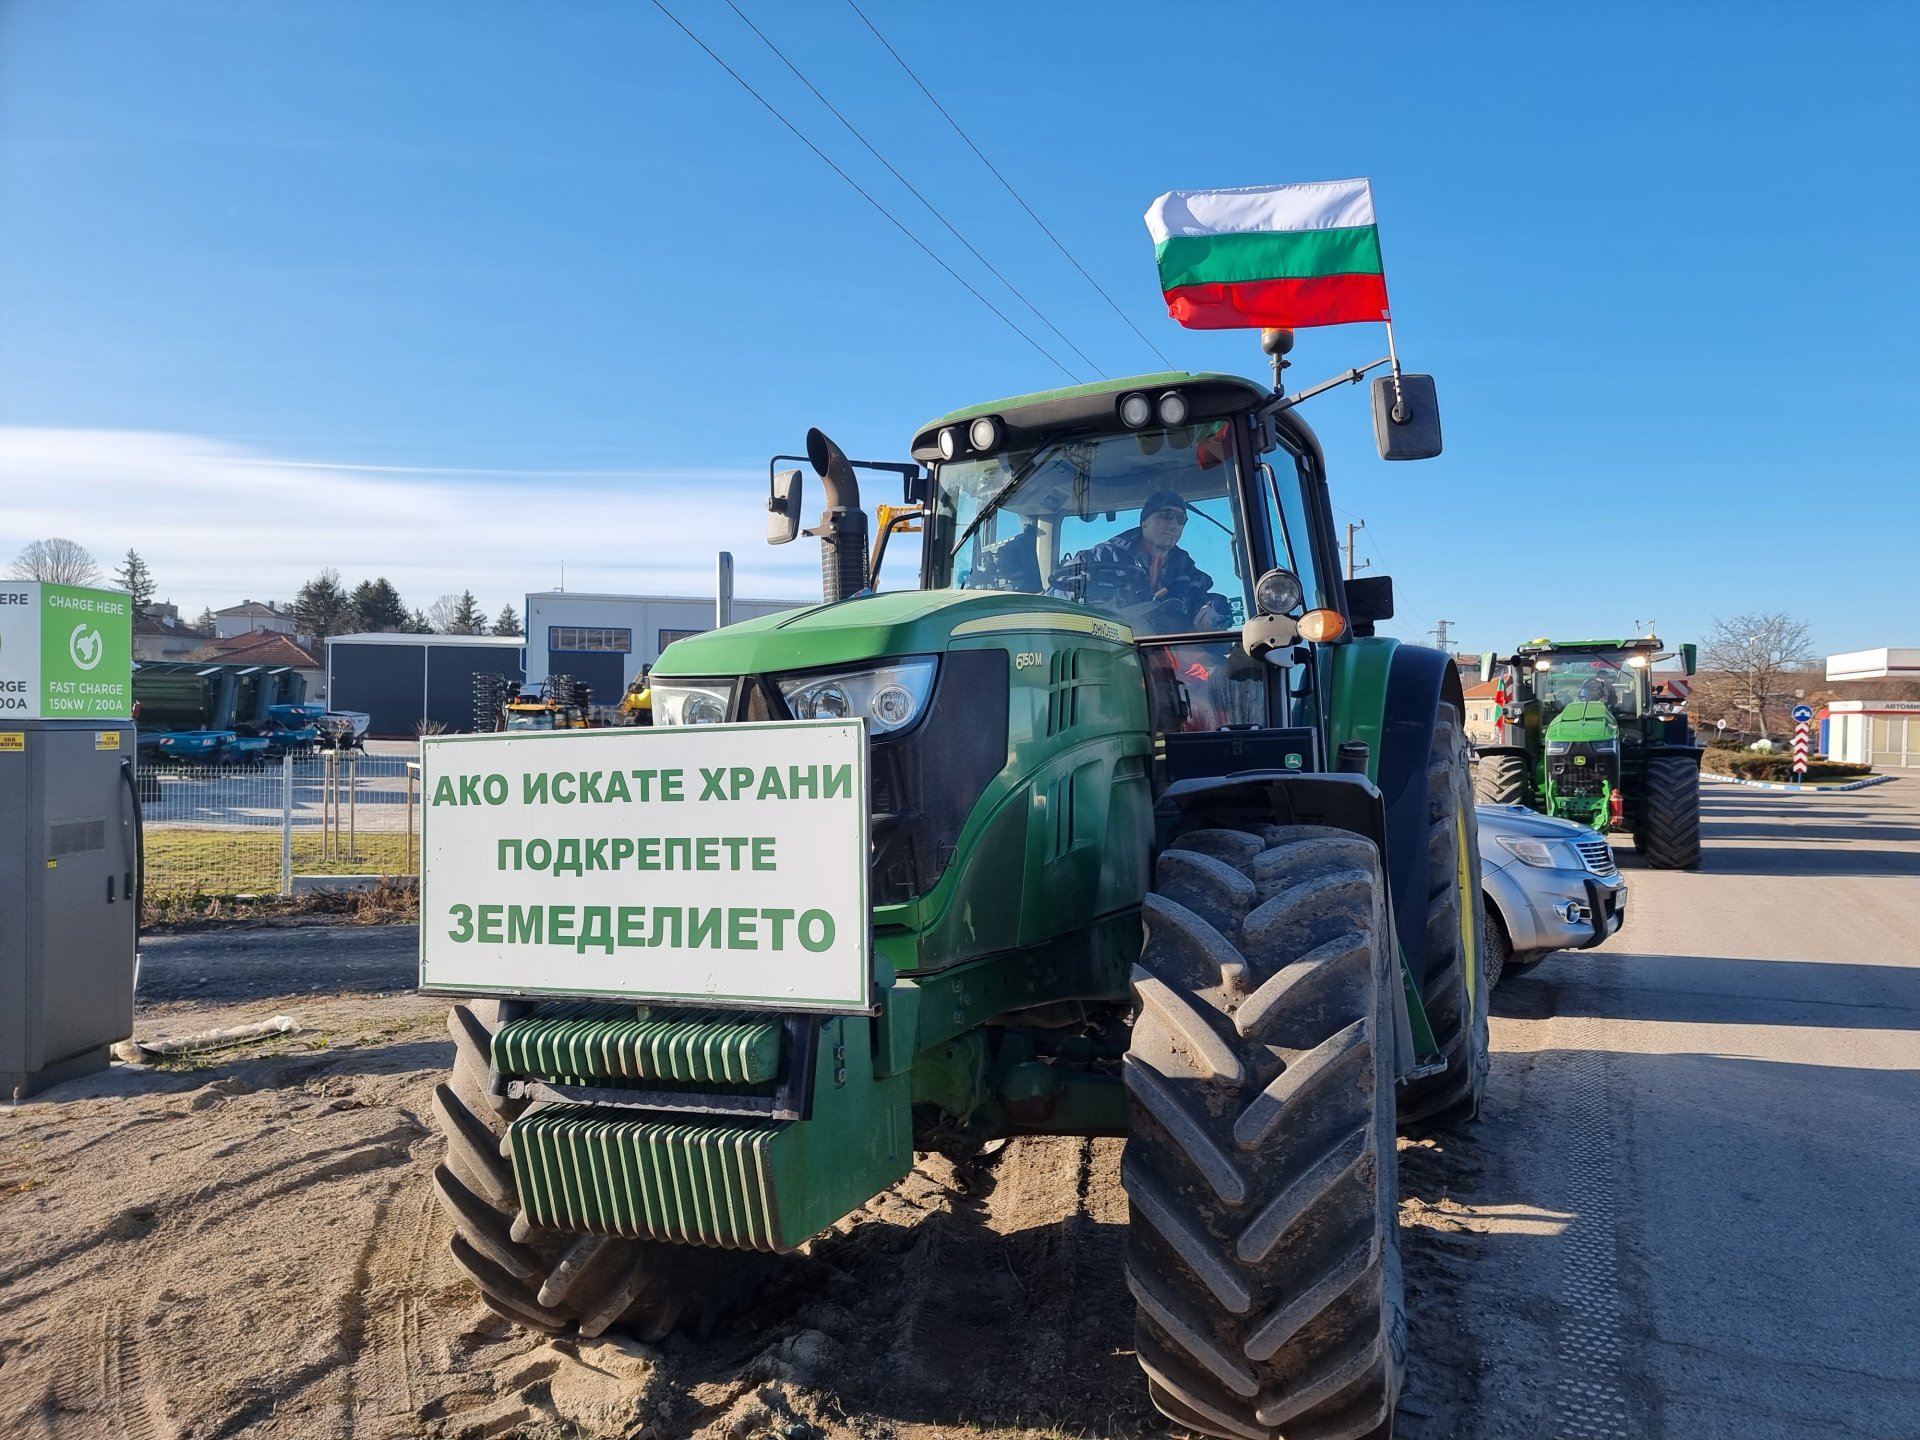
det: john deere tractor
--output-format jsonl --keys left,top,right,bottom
{"left": 425, "top": 347, "right": 1482, "bottom": 1439}
{"left": 1474, "top": 636, "right": 1703, "bottom": 868}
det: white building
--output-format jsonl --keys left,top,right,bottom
{"left": 1825, "top": 701, "right": 1920, "bottom": 770}
{"left": 1827, "top": 648, "right": 1920, "bottom": 683}
{"left": 1821, "top": 647, "right": 1920, "bottom": 770}
{"left": 213, "top": 600, "right": 298, "bottom": 640}
{"left": 522, "top": 591, "right": 800, "bottom": 707}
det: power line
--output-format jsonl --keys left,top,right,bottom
{"left": 719, "top": 0, "right": 1103, "bottom": 381}
{"left": 646, "top": 0, "right": 1079, "bottom": 382}
{"left": 843, "top": 0, "right": 1175, "bottom": 371}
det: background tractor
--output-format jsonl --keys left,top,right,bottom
{"left": 472, "top": 672, "right": 595, "bottom": 732}
{"left": 1474, "top": 636, "right": 1703, "bottom": 869}
{"left": 428, "top": 343, "right": 1481, "bottom": 1440}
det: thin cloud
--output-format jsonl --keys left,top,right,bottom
{"left": 0, "top": 427, "right": 835, "bottom": 616}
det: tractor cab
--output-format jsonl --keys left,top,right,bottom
{"left": 913, "top": 374, "right": 1338, "bottom": 740}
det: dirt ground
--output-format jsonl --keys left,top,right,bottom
{"left": 0, "top": 924, "right": 1489, "bottom": 1440}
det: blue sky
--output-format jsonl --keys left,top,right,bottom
{"left": 2, "top": 1, "right": 1914, "bottom": 655}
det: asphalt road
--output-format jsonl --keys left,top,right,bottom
{"left": 1437, "top": 778, "right": 1920, "bottom": 1439}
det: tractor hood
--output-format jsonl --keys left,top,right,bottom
{"left": 650, "top": 589, "right": 1131, "bottom": 678}
{"left": 1546, "top": 700, "right": 1619, "bottom": 744}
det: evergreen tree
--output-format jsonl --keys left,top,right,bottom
{"left": 191, "top": 606, "right": 216, "bottom": 635}
{"left": 428, "top": 591, "right": 488, "bottom": 635}
{"left": 113, "top": 549, "right": 156, "bottom": 617}
{"left": 348, "top": 577, "right": 409, "bottom": 632}
{"left": 292, "top": 568, "right": 352, "bottom": 643}
{"left": 492, "top": 603, "right": 523, "bottom": 637}
{"left": 403, "top": 607, "right": 434, "bottom": 634}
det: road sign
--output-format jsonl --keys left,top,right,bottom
{"left": 1791, "top": 703, "right": 1815, "bottom": 725}
{"left": 1792, "top": 718, "right": 1811, "bottom": 779}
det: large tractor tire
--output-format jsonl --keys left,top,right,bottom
{"left": 1473, "top": 751, "right": 1528, "bottom": 808}
{"left": 1396, "top": 706, "right": 1491, "bottom": 1128}
{"left": 1639, "top": 755, "right": 1702, "bottom": 870}
{"left": 1124, "top": 823, "right": 1404, "bottom": 1440}
{"left": 430, "top": 1000, "right": 756, "bottom": 1338}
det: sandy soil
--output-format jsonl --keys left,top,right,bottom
{"left": 0, "top": 925, "right": 1483, "bottom": 1440}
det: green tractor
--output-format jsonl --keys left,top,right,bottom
{"left": 1474, "top": 636, "right": 1703, "bottom": 868}
{"left": 426, "top": 347, "right": 1485, "bottom": 1439}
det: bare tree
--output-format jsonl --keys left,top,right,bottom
{"left": 1702, "top": 612, "right": 1815, "bottom": 741}
{"left": 11, "top": 537, "right": 100, "bottom": 585}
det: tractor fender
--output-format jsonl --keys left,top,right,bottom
{"left": 1155, "top": 770, "right": 1417, "bottom": 1080}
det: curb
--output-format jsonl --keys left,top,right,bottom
{"left": 1702, "top": 773, "right": 1895, "bottom": 793}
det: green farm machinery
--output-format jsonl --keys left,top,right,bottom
{"left": 424, "top": 345, "right": 1482, "bottom": 1438}
{"left": 1474, "top": 636, "right": 1703, "bottom": 868}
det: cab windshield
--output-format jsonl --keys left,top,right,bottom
{"left": 1535, "top": 654, "right": 1648, "bottom": 719}
{"left": 934, "top": 423, "right": 1255, "bottom": 638}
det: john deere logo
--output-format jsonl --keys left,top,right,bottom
{"left": 70, "top": 623, "right": 104, "bottom": 670}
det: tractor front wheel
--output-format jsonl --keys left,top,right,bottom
{"left": 1396, "top": 706, "right": 1491, "bottom": 1127}
{"left": 1639, "top": 755, "right": 1702, "bottom": 869}
{"left": 1473, "top": 751, "right": 1528, "bottom": 808}
{"left": 1123, "top": 823, "right": 1404, "bottom": 1440}
{"left": 430, "top": 1000, "right": 755, "bottom": 1338}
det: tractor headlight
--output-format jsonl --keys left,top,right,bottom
{"left": 1253, "top": 567, "right": 1304, "bottom": 616}
{"left": 1118, "top": 392, "right": 1153, "bottom": 428}
{"left": 1494, "top": 834, "right": 1579, "bottom": 869}
{"left": 650, "top": 681, "right": 731, "bottom": 726}
{"left": 777, "top": 656, "right": 937, "bottom": 734}
{"left": 968, "top": 415, "right": 1001, "bottom": 453}
{"left": 938, "top": 426, "right": 960, "bottom": 461}
{"left": 1157, "top": 390, "right": 1189, "bottom": 426}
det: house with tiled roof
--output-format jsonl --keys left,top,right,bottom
{"left": 191, "top": 631, "right": 325, "bottom": 698}
{"left": 131, "top": 603, "right": 212, "bottom": 662}
{"left": 213, "top": 600, "right": 297, "bottom": 640}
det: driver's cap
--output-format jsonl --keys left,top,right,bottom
{"left": 1142, "top": 489, "right": 1188, "bottom": 520}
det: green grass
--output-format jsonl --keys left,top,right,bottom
{"left": 142, "top": 826, "right": 417, "bottom": 898}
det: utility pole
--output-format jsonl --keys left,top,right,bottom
{"left": 1431, "top": 619, "right": 1454, "bottom": 652}
{"left": 1344, "top": 520, "right": 1370, "bottom": 581}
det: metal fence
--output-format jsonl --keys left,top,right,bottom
{"left": 138, "top": 751, "right": 421, "bottom": 898}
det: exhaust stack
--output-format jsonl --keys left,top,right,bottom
{"left": 806, "top": 428, "right": 869, "bottom": 603}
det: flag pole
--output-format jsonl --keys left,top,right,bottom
{"left": 1383, "top": 318, "right": 1408, "bottom": 421}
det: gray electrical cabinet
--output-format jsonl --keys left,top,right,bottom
{"left": 1, "top": 720, "right": 141, "bottom": 1099}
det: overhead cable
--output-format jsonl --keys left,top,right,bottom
{"left": 844, "top": 0, "right": 1175, "bottom": 371}
{"left": 720, "top": 0, "right": 1105, "bottom": 380}
{"left": 648, "top": 0, "right": 1080, "bottom": 383}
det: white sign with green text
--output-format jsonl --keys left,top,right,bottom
{"left": 418, "top": 720, "right": 871, "bottom": 1011}
{"left": 0, "top": 582, "right": 134, "bottom": 720}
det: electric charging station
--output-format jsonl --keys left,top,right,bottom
{"left": 0, "top": 581, "right": 140, "bottom": 1100}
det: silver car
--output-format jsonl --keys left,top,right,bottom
{"left": 1478, "top": 804, "right": 1628, "bottom": 986}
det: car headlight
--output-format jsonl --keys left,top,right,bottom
{"left": 776, "top": 656, "right": 937, "bottom": 734}
{"left": 1494, "top": 834, "right": 1578, "bottom": 869}
{"left": 650, "top": 681, "right": 731, "bottom": 726}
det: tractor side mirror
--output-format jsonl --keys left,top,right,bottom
{"left": 1680, "top": 642, "right": 1698, "bottom": 676}
{"left": 767, "top": 469, "right": 803, "bottom": 545}
{"left": 1346, "top": 575, "right": 1394, "bottom": 623}
{"left": 1372, "top": 374, "right": 1443, "bottom": 461}
{"left": 1479, "top": 651, "right": 1497, "bottom": 685}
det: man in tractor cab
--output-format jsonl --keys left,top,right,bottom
{"left": 1047, "top": 488, "right": 1231, "bottom": 632}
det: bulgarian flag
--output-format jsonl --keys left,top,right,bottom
{"left": 1145, "top": 179, "right": 1389, "bottom": 330}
